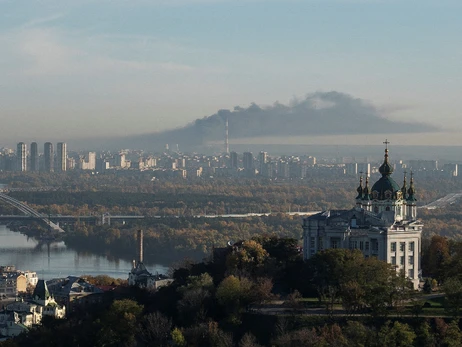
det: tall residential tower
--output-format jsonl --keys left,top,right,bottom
{"left": 16, "top": 142, "right": 27, "bottom": 172}
{"left": 44, "top": 142, "right": 54, "bottom": 172}
{"left": 56, "top": 142, "right": 67, "bottom": 172}
{"left": 30, "top": 142, "right": 38, "bottom": 172}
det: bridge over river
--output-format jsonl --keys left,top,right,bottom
{"left": 0, "top": 192, "right": 65, "bottom": 232}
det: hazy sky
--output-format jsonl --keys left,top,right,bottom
{"left": 1, "top": 0, "right": 461, "bottom": 146}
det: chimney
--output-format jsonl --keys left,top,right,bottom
{"left": 138, "top": 230, "right": 143, "bottom": 263}
{"left": 225, "top": 117, "right": 229, "bottom": 154}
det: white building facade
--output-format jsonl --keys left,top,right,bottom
{"left": 303, "top": 145, "right": 423, "bottom": 289}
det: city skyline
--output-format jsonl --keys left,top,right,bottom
{"left": 1, "top": 1, "right": 462, "bottom": 146}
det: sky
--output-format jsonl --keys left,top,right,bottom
{"left": 1, "top": 0, "right": 461, "bottom": 146}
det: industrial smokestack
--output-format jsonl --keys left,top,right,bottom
{"left": 224, "top": 117, "right": 229, "bottom": 154}
{"left": 138, "top": 230, "right": 143, "bottom": 264}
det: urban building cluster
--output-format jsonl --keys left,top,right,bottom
{"left": 0, "top": 264, "right": 114, "bottom": 339}
{"left": 0, "top": 280, "right": 66, "bottom": 338}
{"left": 0, "top": 142, "right": 460, "bottom": 181}
{"left": 0, "top": 266, "right": 38, "bottom": 297}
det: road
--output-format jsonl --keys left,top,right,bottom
{"left": 420, "top": 192, "right": 462, "bottom": 209}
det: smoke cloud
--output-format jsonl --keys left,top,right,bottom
{"left": 110, "top": 91, "right": 439, "bottom": 150}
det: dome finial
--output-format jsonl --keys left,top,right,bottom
{"left": 362, "top": 172, "right": 370, "bottom": 200}
{"left": 379, "top": 139, "right": 393, "bottom": 176}
{"left": 407, "top": 171, "right": 417, "bottom": 201}
{"left": 356, "top": 172, "right": 363, "bottom": 199}
{"left": 401, "top": 170, "right": 407, "bottom": 199}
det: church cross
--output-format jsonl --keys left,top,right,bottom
{"left": 383, "top": 139, "right": 390, "bottom": 149}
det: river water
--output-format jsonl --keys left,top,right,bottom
{"left": 0, "top": 225, "right": 168, "bottom": 280}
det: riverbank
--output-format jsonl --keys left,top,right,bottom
{"left": 0, "top": 225, "right": 167, "bottom": 280}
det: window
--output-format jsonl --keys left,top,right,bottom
{"left": 310, "top": 237, "right": 315, "bottom": 249}
{"left": 408, "top": 269, "right": 414, "bottom": 279}
{"left": 391, "top": 256, "right": 396, "bottom": 265}
{"left": 349, "top": 241, "right": 357, "bottom": 249}
{"left": 360, "top": 241, "right": 364, "bottom": 251}
{"left": 409, "top": 256, "right": 414, "bottom": 265}
{"left": 318, "top": 237, "right": 323, "bottom": 250}
{"left": 365, "top": 242, "right": 370, "bottom": 251}
{"left": 371, "top": 240, "right": 379, "bottom": 252}
{"left": 409, "top": 242, "right": 415, "bottom": 252}
{"left": 391, "top": 242, "right": 396, "bottom": 252}
{"left": 400, "top": 242, "right": 405, "bottom": 252}
{"left": 331, "top": 238, "right": 339, "bottom": 249}
{"left": 400, "top": 256, "right": 405, "bottom": 266}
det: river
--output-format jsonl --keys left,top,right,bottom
{"left": 0, "top": 225, "right": 168, "bottom": 280}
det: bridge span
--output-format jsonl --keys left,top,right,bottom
{"left": 0, "top": 192, "right": 65, "bottom": 232}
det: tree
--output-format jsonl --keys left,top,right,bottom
{"left": 284, "top": 289, "right": 302, "bottom": 314}
{"left": 377, "top": 321, "right": 416, "bottom": 347}
{"left": 309, "top": 249, "right": 364, "bottom": 314}
{"left": 442, "top": 320, "right": 462, "bottom": 347}
{"left": 341, "top": 281, "right": 365, "bottom": 314}
{"left": 415, "top": 320, "right": 436, "bottom": 347}
{"left": 239, "top": 333, "right": 263, "bottom": 347}
{"left": 138, "top": 311, "right": 172, "bottom": 347}
{"left": 272, "top": 328, "right": 324, "bottom": 347}
{"left": 99, "top": 299, "right": 144, "bottom": 346}
{"left": 444, "top": 278, "right": 462, "bottom": 316}
{"left": 171, "top": 328, "right": 186, "bottom": 347}
{"left": 249, "top": 277, "right": 276, "bottom": 305}
{"left": 226, "top": 240, "right": 269, "bottom": 276}
{"left": 177, "top": 288, "right": 211, "bottom": 325}
{"left": 208, "top": 321, "right": 234, "bottom": 347}
{"left": 319, "top": 324, "right": 348, "bottom": 347}
{"left": 343, "top": 321, "right": 370, "bottom": 347}
{"left": 216, "top": 275, "right": 252, "bottom": 323}
{"left": 422, "top": 235, "right": 450, "bottom": 281}
{"left": 177, "top": 273, "right": 215, "bottom": 325}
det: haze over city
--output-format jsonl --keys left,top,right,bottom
{"left": 1, "top": 0, "right": 462, "bottom": 148}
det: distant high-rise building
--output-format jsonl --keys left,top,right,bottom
{"left": 44, "top": 142, "right": 54, "bottom": 172}
{"left": 78, "top": 152, "right": 96, "bottom": 170}
{"left": 306, "top": 156, "right": 316, "bottom": 166}
{"left": 67, "top": 157, "right": 76, "bottom": 170}
{"left": 115, "top": 153, "right": 126, "bottom": 168}
{"left": 258, "top": 151, "right": 267, "bottom": 174}
{"left": 229, "top": 151, "right": 238, "bottom": 169}
{"left": 277, "top": 160, "right": 290, "bottom": 179}
{"left": 87, "top": 152, "right": 96, "bottom": 170}
{"left": 56, "top": 142, "right": 67, "bottom": 172}
{"left": 16, "top": 142, "right": 27, "bottom": 172}
{"left": 30, "top": 142, "right": 38, "bottom": 172}
{"left": 243, "top": 152, "right": 254, "bottom": 170}
{"left": 345, "top": 163, "right": 358, "bottom": 176}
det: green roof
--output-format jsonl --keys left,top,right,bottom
{"left": 371, "top": 175, "right": 401, "bottom": 200}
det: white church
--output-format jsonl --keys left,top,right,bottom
{"left": 303, "top": 143, "right": 423, "bottom": 289}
